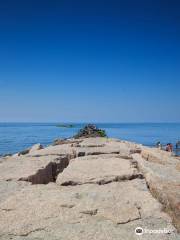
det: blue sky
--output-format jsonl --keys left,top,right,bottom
{"left": 0, "top": 0, "right": 180, "bottom": 122}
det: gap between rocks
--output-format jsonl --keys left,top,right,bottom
{"left": 19, "top": 156, "right": 70, "bottom": 184}
{"left": 60, "top": 173, "right": 144, "bottom": 186}
{"left": 18, "top": 151, "right": 142, "bottom": 185}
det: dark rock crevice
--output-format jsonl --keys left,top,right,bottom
{"left": 28, "top": 154, "right": 67, "bottom": 157}
{"left": 117, "top": 216, "right": 141, "bottom": 225}
{"left": 80, "top": 209, "right": 98, "bottom": 216}
{"left": 19, "top": 156, "right": 70, "bottom": 184}
{"left": 77, "top": 151, "right": 123, "bottom": 157}
{"left": 13, "top": 228, "right": 46, "bottom": 237}
{"left": 60, "top": 173, "right": 144, "bottom": 186}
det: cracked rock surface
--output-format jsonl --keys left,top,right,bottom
{"left": 133, "top": 149, "right": 180, "bottom": 233}
{"left": 0, "top": 137, "right": 179, "bottom": 239}
{"left": 0, "top": 155, "right": 70, "bottom": 184}
{"left": 56, "top": 154, "right": 142, "bottom": 185}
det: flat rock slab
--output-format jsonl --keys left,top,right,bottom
{"left": 76, "top": 137, "right": 112, "bottom": 147}
{"left": 0, "top": 180, "right": 30, "bottom": 204}
{"left": 28, "top": 144, "right": 76, "bottom": 157}
{"left": 56, "top": 154, "right": 141, "bottom": 185}
{"left": 141, "top": 147, "right": 178, "bottom": 165}
{"left": 0, "top": 180, "right": 178, "bottom": 239}
{"left": 75, "top": 138, "right": 141, "bottom": 157}
{"left": 28, "top": 137, "right": 141, "bottom": 159}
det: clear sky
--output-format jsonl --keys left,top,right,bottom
{"left": 0, "top": 0, "right": 180, "bottom": 122}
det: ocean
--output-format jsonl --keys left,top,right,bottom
{"left": 0, "top": 123, "right": 180, "bottom": 156}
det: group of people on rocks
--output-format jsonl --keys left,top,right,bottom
{"left": 165, "top": 143, "right": 173, "bottom": 152}
{"left": 156, "top": 141, "right": 179, "bottom": 152}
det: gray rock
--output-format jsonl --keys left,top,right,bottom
{"left": 18, "top": 148, "right": 30, "bottom": 156}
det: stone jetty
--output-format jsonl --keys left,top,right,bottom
{"left": 0, "top": 129, "right": 180, "bottom": 239}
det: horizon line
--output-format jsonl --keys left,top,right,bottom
{"left": 0, "top": 121, "right": 180, "bottom": 124}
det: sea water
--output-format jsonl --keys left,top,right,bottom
{"left": 0, "top": 123, "right": 180, "bottom": 155}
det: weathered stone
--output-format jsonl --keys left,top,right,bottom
{"left": 28, "top": 143, "right": 76, "bottom": 157}
{"left": 141, "top": 147, "right": 173, "bottom": 165}
{"left": 76, "top": 137, "right": 108, "bottom": 147}
{"left": 133, "top": 153, "right": 180, "bottom": 232}
{"left": 0, "top": 180, "right": 30, "bottom": 204}
{"left": 74, "top": 137, "right": 139, "bottom": 157}
{"left": 56, "top": 154, "right": 142, "bottom": 186}
{"left": 52, "top": 138, "right": 82, "bottom": 146}
{"left": 0, "top": 155, "right": 70, "bottom": 184}
{"left": 0, "top": 180, "right": 177, "bottom": 239}
{"left": 13, "top": 144, "right": 44, "bottom": 157}
{"left": 0, "top": 136, "right": 180, "bottom": 239}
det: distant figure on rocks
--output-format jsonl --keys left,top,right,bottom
{"left": 176, "top": 141, "right": 180, "bottom": 149}
{"left": 156, "top": 141, "right": 162, "bottom": 149}
{"left": 166, "top": 143, "right": 173, "bottom": 152}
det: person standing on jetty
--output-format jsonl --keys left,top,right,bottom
{"left": 166, "top": 143, "right": 173, "bottom": 152}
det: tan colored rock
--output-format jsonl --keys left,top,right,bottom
{"left": 77, "top": 137, "right": 109, "bottom": 147}
{"left": 133, "top": 153, "right": 180, "bottom": 232}
{"left": 176, "top": 163, "right": 180, "bottom": 172}
{"left": 74, "top": 137, "right": 140, "bottom": 157}
{"left": 52, "top": 138, "right": 82, "bottom": 146}
{"left": 0, "top": 137, "right": 180, "bottom": 239}
{"left": 141, "top": 147, "right": 173, "bottom": 165}
{"left": 0, "top": 155, "right": 70, "bottom": 184}
{"left": 0, "top": 180, "right": 30, "bottom": 204}
{"left": 56, "top": 154, "right": 142, "bottom": 185}
{"left": 28, "top": 137, "right": 141, "bottom": 159}
{"left": 28, "top": 143, "right": 76, "bottom": 157}
{"left": 0, "top": 180, "right": 177, "bottom": 239}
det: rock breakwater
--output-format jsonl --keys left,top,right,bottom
{"left": 0, "top": 135, "right": 179, "bottom": 239}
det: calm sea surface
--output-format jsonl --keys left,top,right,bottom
{"left": 0, "top": 123, "right": 180, "bottom": 155}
